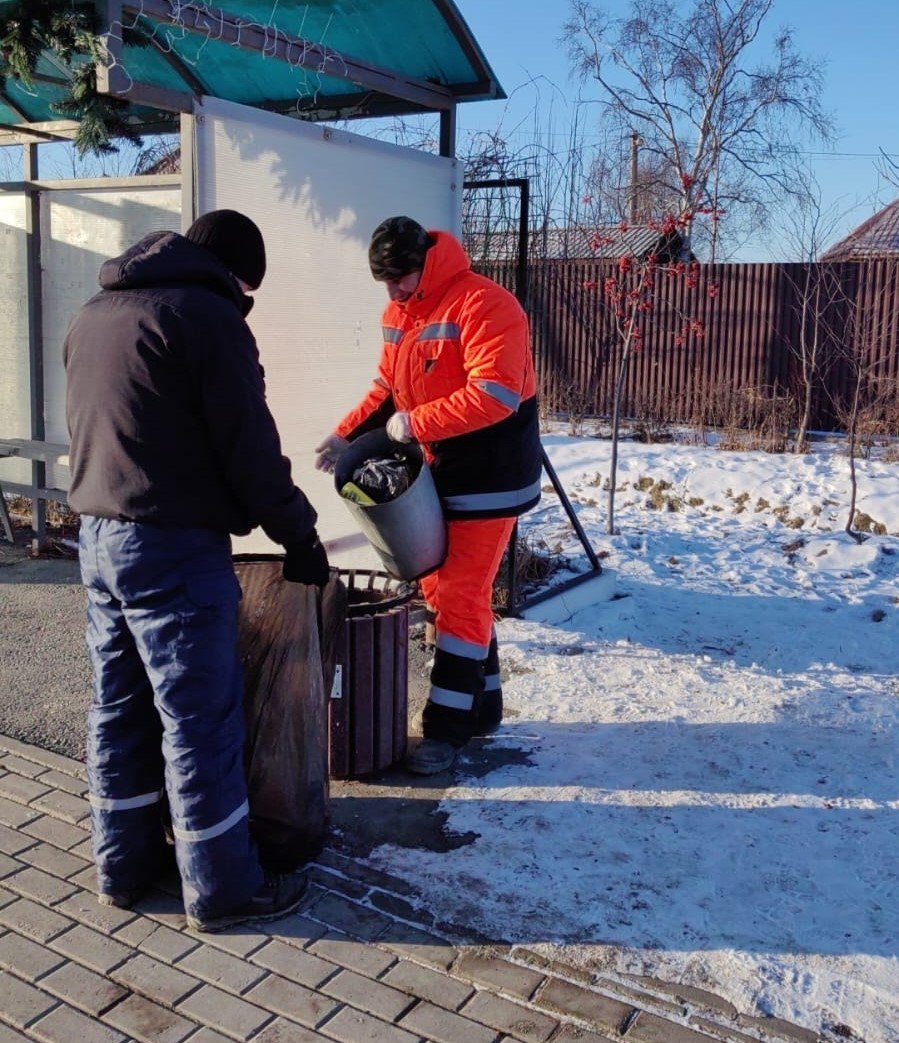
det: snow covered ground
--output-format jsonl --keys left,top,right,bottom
{"left": 363, "top": 428, "right": 899, "bottom": 1043}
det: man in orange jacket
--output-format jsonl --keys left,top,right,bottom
{"left": 316, "top": 216, "right": 542, "bottom": 774}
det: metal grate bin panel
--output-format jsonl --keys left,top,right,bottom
{"left": 330, "top": 569, "right": 412, "bottom": 778}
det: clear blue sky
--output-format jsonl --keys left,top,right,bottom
{"left": 452, "top": 0, "right": 898, "bottom": 260}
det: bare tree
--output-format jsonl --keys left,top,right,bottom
{"left": 876, "top": 148, "right": 899, "bottom": 190}
{"left": 836, "top": 327, "right": 870, "bottom": 545}
{"left": 776, "top": 170, "right": 869, "bottom": 452}
{"left": 0, "top": 146, "right": 23, "bottom": 182}
{"left": 827, "top": 258, "right": 899, "bottom": 542}
{"left": 460, "top": 87, "right": 617, "bottom": 263}
{"left": 785, "top": 263, "right": 844, "bottom": 453}
{"left": 347, "top": 83, "right": 604, "bottom": 262}
{"left": 346, "top": 80, "right": 631, "bottom": 260}
{"left": 563, "top": 0, "right": 834, "bottom": 260}
{"left": 130, "top": 134, "right": 181, "bottom": 175}
{"left": 583, "top": 132, "right": 678, "bottom": 224}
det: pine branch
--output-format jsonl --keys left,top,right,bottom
{"left": 50, "top": 61, "right": 144, "bottom": 156}
{"left": 0, "top": 0, "right": 150, "bottom": 156}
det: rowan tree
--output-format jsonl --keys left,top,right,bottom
{"left": 586, "top": 214, "right": 716, "bottom": 533}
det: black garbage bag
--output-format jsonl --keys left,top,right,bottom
{"left": 234, "top": 557, "right": 347, "bottom": 871}
{"left": 351, "top": 453, "right": 413, "bottom": 504}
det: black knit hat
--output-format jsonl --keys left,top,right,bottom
{"left": 368, "top": 215, "right": 434, "bottom": 280}
{"left": 185, "top": 209, "right": 267, "bottom": 289}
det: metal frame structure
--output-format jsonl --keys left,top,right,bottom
{"left": 0, "top": 1, "right": 506, "bottom": 154}
{"left": 0, "top": 1, "right": 504, "bottom": 543}
{"left": 23, "top": 145, "right": 45, "bottom": 542}
{"left": 464, "top": 177, "right": 603, "bottom": 617}
{"left": 0, "top": 162, "right": 183, "bottom": 545}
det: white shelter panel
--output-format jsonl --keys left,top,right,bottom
{"left": 191, "top": 96, "right": 461, "bottom": 567}
{"left": 0, "top": 193, "right": 30, "bottom": 487}
{"left": 40, "top": 186, "right": 182, "bottom": 489}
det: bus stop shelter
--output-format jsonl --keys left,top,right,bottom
{"left": 0, "top": 0, "right": 504, "bottom": 563}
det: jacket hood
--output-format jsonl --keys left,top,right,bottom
{"left": 98, "top": 230, "right": 246, "bottom": 309}
{"left": 400, "top": 230, "right": 470, "bottom": 310}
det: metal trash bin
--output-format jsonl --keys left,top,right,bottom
{"left": 330, "top": 569, "right": 414, "bottom": 779}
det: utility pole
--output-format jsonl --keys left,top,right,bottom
{"left": 629, "top": 131, "right": 640, "bottom": 223}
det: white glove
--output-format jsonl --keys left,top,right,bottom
{"left": 314, "top": 433, "right": 349, "bottom": 473}
{"left": 386, "top": 411, "right": 413, "bottom": 443}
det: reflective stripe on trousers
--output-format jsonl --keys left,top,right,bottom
{"left": 79, "top": 517, "right": 262, "bottom": 921}
{"left": 484, "top": 631, "right": 501, "bottom": 695}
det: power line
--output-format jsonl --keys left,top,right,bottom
{"left": 460, "top": 126, "right": 899, "bottom": 160}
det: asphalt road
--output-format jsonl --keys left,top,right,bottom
{"left": 0, "top": 538, "right": 475, "bottom": 858}
{"left": 0, "top": 546, "right": 91, "bottom": 759}
{"left": 0, "top": 541, "right": 432, "bottom": 763}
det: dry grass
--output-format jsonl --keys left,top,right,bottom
{"left": 6, "top": 496, "right": 77, "bottom": 528}
{"left": 2, "top": 496, "right": 79, "bottom": 556}
{"left": 493, "top": 533, "right": 568, "bottom": 610}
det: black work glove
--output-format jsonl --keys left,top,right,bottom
{"left": 282, "top": 529, "right": 331, "bottom": 587}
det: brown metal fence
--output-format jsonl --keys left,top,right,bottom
{"left": 475, "top": 257, "right": 899, "bottom": 433}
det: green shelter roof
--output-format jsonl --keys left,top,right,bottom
{"left": 0, "top": 0, "right": 503, "bottom": 142}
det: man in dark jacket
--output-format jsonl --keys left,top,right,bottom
{"left": 64, "top": 209, "right": 328, "bottom": 933}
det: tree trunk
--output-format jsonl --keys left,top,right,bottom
{"left": 607, "top": 325, "right": 635, "bottom": 535}
{"left": 844, "top": 378, "right": 863, "bottom": 544}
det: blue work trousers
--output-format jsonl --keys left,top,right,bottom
{"left": 79, "top": 517, "right": 262, "bottom": 922}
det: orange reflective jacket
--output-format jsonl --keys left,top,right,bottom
{"left": 336, "top": 231, "right": 541, "bottom": 519}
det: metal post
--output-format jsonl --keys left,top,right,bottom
{"left": 23, "top": 143, "right": 46, "bottom": 551}
{"left": 463, "top": 177, "right": 532, "bottom": 612}
{"left": 629, "top": 131, "right": 640, "bottom": 224}
{"left": 463, "top": 177, "right": 530, "bottom": 306}
{"left": 180, "top": 110, "right": 197, "bottom": 229}
{"left": 463, "top": 176, "right": 604, "bottom": 617}
{"left": 439, "top": 105, "right": 457, "bottom": 158}
{"left": 516, "top": 178, "right": 529, "bottom": 308}
{"left": 507, "top": 519, "right": 519, "bottom": 613}
{"left": 541, "top": 450, "right": 601, "bottom": 570}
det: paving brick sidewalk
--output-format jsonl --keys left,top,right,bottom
{"left": 0, "top": 734, "right": 820, "bottom": 1043}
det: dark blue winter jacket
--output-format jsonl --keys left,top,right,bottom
{"left": 63, "top": 231, "right": 317, "bottom": 546}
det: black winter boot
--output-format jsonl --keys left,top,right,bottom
{"left": 475, "top": 632, "right": 503, "bottom": 734}
{"left": 406, "top": 646, "right": 482, "bottom": 775}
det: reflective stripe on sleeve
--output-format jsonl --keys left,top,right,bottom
{"left": 475, "top": 380, "right": 520, "bottom": 410}
{"left": 382, "top": 326, "right": 403, "bottom": 343}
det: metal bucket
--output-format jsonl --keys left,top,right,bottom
{"left": 334, "top": 428, "right": 447, "bottom": 581}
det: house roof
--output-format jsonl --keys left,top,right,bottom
{"left": 465, "top": 224, "right": 691, "bottom": 263}
{"left": 0, "top": 0, "right": 503, "bottom": 143}
{"left": 820, "top": 198, "right": 899, "bottom": 262}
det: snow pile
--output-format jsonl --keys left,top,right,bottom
{"left": 366, "top": 431, "right": 899, "bottom": 1043}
